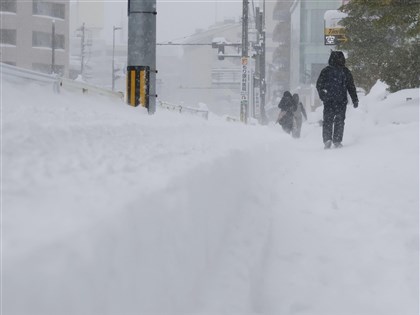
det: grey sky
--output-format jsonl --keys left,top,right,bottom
{"left": 157, "top": 1, "right": 242, "bottom": 42}
{"left": 102, "top": 1, "right": 243, "bottom": 43}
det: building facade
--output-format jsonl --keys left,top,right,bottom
{"left": 266, "top": 0, "right": 292, "bottom": 104}
{"left": 174, "top": 20, "right": 243, "bottom": 116}
{"left": 1, "top": 0, "right": 70, "bottom": 76}
{"left": 290, "top": 0, "right": 343, "bottom": 95}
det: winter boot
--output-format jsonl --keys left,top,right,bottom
{"left": 324, "top": 140, "right": 332, "bottom": 149}
{"left": 333, "top": 142, "right": 343, "bottom": 149}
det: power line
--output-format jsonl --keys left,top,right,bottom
{"left": 157, "top": 43, "right": 213, "bottom": 46}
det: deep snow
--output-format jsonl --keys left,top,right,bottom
{"left": 1, "top": 78, "right": 419, "bottom": 315}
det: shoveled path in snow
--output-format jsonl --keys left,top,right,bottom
{"left": 189, "top": 121, "right": 418, "bottom": 315}
{"left": 2, "top": 81, "right": 418, "bottom": 315}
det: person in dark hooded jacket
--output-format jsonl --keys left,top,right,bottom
{"left": 292, "top": 93, "right": 307, "bottom": 138}
{"left": 277, "top": 91, "right": 297, "bottom": 134}
{"left": 316, "top": 51, "right": 358, "bottom": 149}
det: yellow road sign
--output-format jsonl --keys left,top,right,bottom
{"left": 324, "top": 27, "right": 345, "bottom": 35}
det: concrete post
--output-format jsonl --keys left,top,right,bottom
{"left": 260, "top": 3, "right": 267, "bottom": 123}
{"left": 127, "top": 0, "right": 157, "bottom": 113}
{"left": 240, "top": 0, "right": 249, "bottom": 123}
{"left": 80, "top": 23, "right": 85, "bottom": 78}
{"left": 51, "top": 19, "right": 55, "bottom": 74}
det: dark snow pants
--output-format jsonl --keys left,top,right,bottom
{"left": 323, "top": 102, "right": 347, "bottom": 144}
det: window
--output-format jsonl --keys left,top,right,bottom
{"left": 54, "top": 34, "right": 65, "bottom": 49}
{"left": 32, "top": 31, "right": 50, "bottom": 47}
{"left": 33, "top": 0, "right": 65, "bottom": 19}
{"left": 0, "top": 0, "right": 16, "bottom": 13}
{"left": 310, "top": 10, "right": 325, "bottom": 44}
{"left": 33, "top": 1, "right": 49, "bottom": 16}
{"left": 33, "top": 31, "right": 64, "bottom": 49}
{"left": 50, "top": 2, "right": 65, "bottom": 19}
{"left": 0, "top": 29, "right": 17, "bottom": 45}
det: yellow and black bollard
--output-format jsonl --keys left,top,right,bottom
{"left": 126, "top": 65, "right": 150, "bottom": 109}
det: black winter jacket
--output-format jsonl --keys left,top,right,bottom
{"left": 316, "top": 51, "right": 358, "bottom": 105}
{"left": 278, "top": 91, "right": 297, "bottom": 113}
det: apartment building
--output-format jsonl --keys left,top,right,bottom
{"left": 1, "top": 0, "right": 70, "bottom": 76}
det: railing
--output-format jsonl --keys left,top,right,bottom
{"left": 1, "top": 63, "right": 123, "bottom": 100}
{"left": 158, "top": 100, "right": 209, "bottom": 120}
{"left": 2, "top": 63, "right": 213, "bottom": 121}
{"left": 1, "top": 62, "right": 57, "bottom": 83}
{"left": 60, "top": 77, "right": 123, "bottom": 99}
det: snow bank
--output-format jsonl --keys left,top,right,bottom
{"left": 2, "top": 78, "right": 419, "bottom": 315}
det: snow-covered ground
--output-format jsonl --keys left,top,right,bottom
{"left": 1, "top": 78, "right": 419, "bottom": 315}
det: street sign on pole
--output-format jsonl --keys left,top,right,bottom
{"left": 324, "top": 10, "right": 348, "bottom": 46}
{"left": 240, "top": 0, "right": 249, "bottom": 123}
{"left": 240, "top": 57, "right": 249, "bottom": 122}
{"left": 324, "top": 27, "right": 347, "bottom": 45}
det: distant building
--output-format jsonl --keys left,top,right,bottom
{"left": 289, "top": 0, "right": 343, "bottom": 108}
{"left": 0, "top": 0, "right": 70, "bottom": 76}
{"left": 266, "top": 0, "right": 292, "bottom": 104}
{"left": 173, "top": 20, "right": 243, "bottom": 116}
{"left": 171, "top": 10, "right": 281, "bottom": 117}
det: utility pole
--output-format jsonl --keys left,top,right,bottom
{"left": 51, "top": 19, "right": 55, "bottom": 74}
{"left": 250, "top": 4, "right": 267, "bottom": 124}
{"left": 127, "top": 0, "right": 157, "bottom": 113}
{"left": 112, "top": 26, "right": 122, "bottom": 91}
{"left": 80, "top": 22, "right": 85, "bottom": 78}
{"left": 240, "top": 0, "right": 249, "bottom": 123}
{"left": 259, "top": 3, "right": 267, "bottom": 123}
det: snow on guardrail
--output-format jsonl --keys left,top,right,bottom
{"left": 1, "top": 62, "right": 57, "bottom": 83}
{"left": 158, "top": 100, "right": 209, "bottom": 120}
{"left": 2, "top": 63, "right": 212, "bottom": 119}
{"left": 1, "top": 63, "right": 123, "bottom": 100}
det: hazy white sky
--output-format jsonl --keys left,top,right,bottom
{"left": 102, "top": 1, "right": 243, "bottom": 43}
{"left": 157, "top": 1, "right": 242, "bottom": 42}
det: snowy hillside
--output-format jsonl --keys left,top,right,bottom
{"left": 2, "top": 79, "right": 419, "bottom": 315}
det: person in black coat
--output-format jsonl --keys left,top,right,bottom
{"left": 277, "top": 91, "right": 297, "bottom": 134}
{"left": 316, "top": 51, "right": 359, "bottom": 149}
{"left": 292, "top": 93, "right": 307, "bottom": 139}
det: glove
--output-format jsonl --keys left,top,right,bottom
{"left": 353, "top": 101, "right": 359, "bottom": 108}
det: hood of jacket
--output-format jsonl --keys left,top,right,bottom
{"left": 283, "top": 91, "right": 292, "bottom": 98}
{"left": 292, "top": 93, "right": 299, "bottom": 104}
{"left": 328, "top": 51, "right": 346, "bottom": 67}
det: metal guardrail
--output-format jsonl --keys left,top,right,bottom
{"left": 1, "top": 63, "right": 123, "bottom": 100}
{"left": 158, "top": 100, "right": 209, "bottom": 120}
{"left": 1, "top": 64, "right": 213, "bottom": 119}
{"left": 1, "top": 62, "right": 57, "bottom": 83}
{"left": 60, "top": 77, "right": 123, "bottom": 99}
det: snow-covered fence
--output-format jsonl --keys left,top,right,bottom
{"left": 158, "top": 100, "right": 209, "bottom": 120}
{"left": 1, "top": 63, "right": 122, "bottom": 100}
